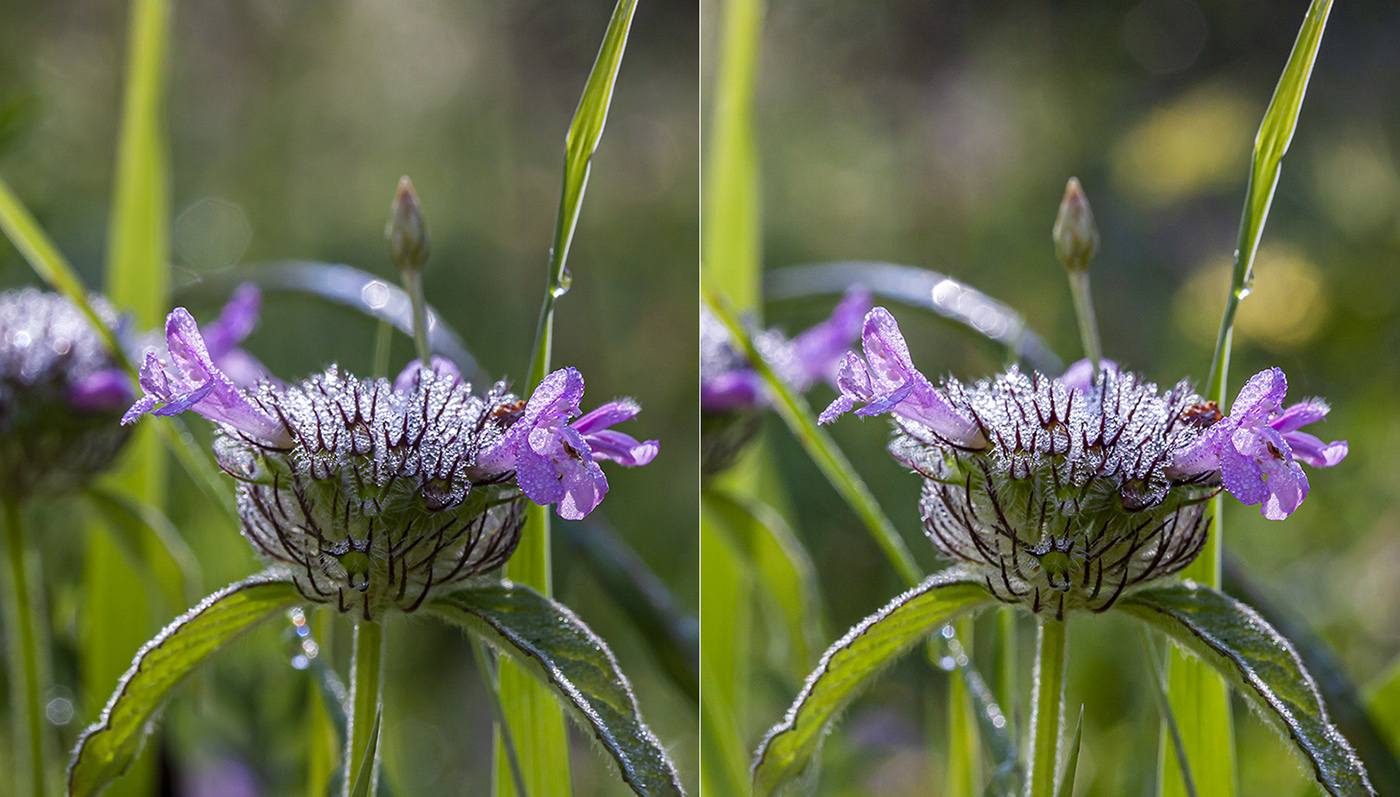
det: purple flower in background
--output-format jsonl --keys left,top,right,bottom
{"left": 478, "top": 367, "right": 658, "bottom": 520}
{"left": 392, "top": 355, "right": 462, "bottom": 393}
{"left": 66, "top": 367, "right": 133, "bottom": 412}
{"left": 122, "top": 307, "right": 291, "bottom": 447}
{"left": 1059, "top": 357, "right": 1119, "bottom": 392}
{"left": 700, "top": 286, "right": 871, "bottom": 411}
{"left": 200, "top": 283, "right": 272, "bottom": 387}
{"left": 1169, "top": 367, "right": 1347, "bottom": 520}
{"left": 818, "top": 306, "right": 986, "bottom": 449}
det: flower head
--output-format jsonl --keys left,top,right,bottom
{"left": 0, "top": 289, "right": 134, "bottom": 498}
{"left": 819, "top": 307, "right": 986, "bottom": 449}
{"left": 477, "top": 367, "right": 658, "bottom": 520}
{"left": 1169, "top": 367, "right": 1347, "bottom": 520}
{"left": 893, "top": 365, "right": 1214, "bottom": 616}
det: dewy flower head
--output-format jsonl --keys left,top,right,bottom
{"left": 124, "top": 307, "right": 657, "bottom": 616}
{"left": 0, "top": 289, "right": 133, "bottom": 498}
{"left": 1169, "top": 367, "right": 1347, "bottom": 520}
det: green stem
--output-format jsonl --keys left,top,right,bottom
{"left": 472, "top": 640, "right": 529, "bottom": 797}
{"left": 3, "top": 500, "right": 46, "bottom": 797}
{"left": 345, "top": 620, "right": 384, "bottom": 797}
{"left": 1067, "top": 270, "right": 1102, "bottom": 371}
{"left": 372, "top": 317, "right": 394, "bottom": 378}
{"left": 400, "top": 270, "right": 432, "bottom": 366}
{"left": 999, "top": 606, "right": 1018, "bottom": 735}
{"left": 1027, "top": 616, "right": 1068, "bottom": 797}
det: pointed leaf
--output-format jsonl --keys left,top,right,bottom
{"left": 1118, "top": 583, "right": 1374, "bottom": 796}
{"left": 753, "top": 568, "right": 995, "bottom": 796}
{"left": 348, "top": 707, "right": 382, "bottom": 797}
{"left": 428, "top": 583, "right": 682, "bottom": 797}
{"left": 1055, "top": 707, "right": 1084, "bottom": 797}
{"left": 70, "top": 574, "right": 304, "bottom": 796}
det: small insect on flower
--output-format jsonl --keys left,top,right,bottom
{"left": 124, "top": 306, "right": 658, "bottom": 619}
{"left": 0, "top": 289, "right": 133, "bottom": 499}
{"left": 821, "top": 306, "right": 1347, "bottom": 618}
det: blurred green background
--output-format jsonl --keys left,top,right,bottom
{"left": 0, "top": 0, "right": 696, "bottom": 794}
{"left": 708, "top": 0, "right": 1400, "bottom": 793}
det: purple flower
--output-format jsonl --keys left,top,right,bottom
{"left": 1169, "top": 367, "right": 1347, "bottom": 520}
{"left": 122, "top": 308, "right": 292, "bottom": 448}
{"left": 200, "top": 283, "right": 272, "bottom": 387}
{"left": 818, "top": 307, "right": 986, "bottom": 449}
{"left": 392, "top": 355, "right": 462, "bottom": 393}
{"left": 477, "top": 367, "right": 657, "bottom": 520}
{"left": 700, "top": 287, "right": 871, "bottom": 412}
{"left": 1059, "top": 358, "right": 1119, "bottom": 392}
{"left": 66, "top": 367, "right": 133, "bottom": 412}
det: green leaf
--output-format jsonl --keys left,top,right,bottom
{"left": 84, "top": 488, "right": 201, "bottom": 612}
{"left": 765, "top": 262, "right": 1063, "bottom": 375}
{"left": 69, "top": 574, "right": 304, "bottom": 796}
{"left": 429, "top": 583, "right": 682, "bottom": 797}
{"left": 753, "top": 568, "right": 995, "bottom": 796}
{"left": 703, "top": 290, "right": 923, "bottom": 588}
{"left": 348, "top": 708, "right": 382, "bottom": 797}
{"left": 699, "top": 503, "right": 754, "bottom": 797}
{"left": 1054, "top": 707, "right": 1084, "bottom": 797}
{"left": 702, "top": 0, "right": 765, "bottom": 311}
{"left": 1118, "top": 583, "right": 1374, "bottom": 797}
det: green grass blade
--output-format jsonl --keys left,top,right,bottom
{"left": 703, "top": 289, "right": 922, "bottom": 587}
{"left": 501, "top": 4, "right": 637, "bottom": 793}
{"left": 1142, "top": 632, "right": 1199, "bottom": 797}
{"left": 704, "top": 490, "right": 822, "bottom": 683}
{"left": 1054, "top": 707, "right": 1084, "bottom": 797}
{"left": 753, "top": 568, "right": 994, "bottom": 796}
{"left": 702, "top": 0, "right": 765, "bottom": 310}
{"left": 85, "top": 487, "right": 201, "bottom": 611}
{"left": 348, "top": 708, "right": 383, "bottom": 797}
{"left": 69, "top": 574, "right": 303, "bottom": 796}
{"left": 764, "top": 262, "right": 1063, "bottom": 375}
{"left": 1172, "top": 6, "right": 1333, "bottom": 795}
{"left": 698, "top": 508, "right": 753, "bottom": 797}
{"left": 1120, "top": 583, "right": 1374, "bottom": 796}
{"left": 430, "top": 584, "right": 683, "bottom": 797}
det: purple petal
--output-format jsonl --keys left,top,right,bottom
{"left": 1219, "top": 445, "right": 1268, "bottom": 506}
{"left": 68, "top": 368, "right": 134, "bottom": 412}
{"left": 1261, "top": 460, "right": 1309, "bottom": 521}
{"left": 202, "top": 283, "right": 261, "bottom": 361}
{"left": 860, "top": 308, "right": 926, "bottom": 392}
{"left": 214, "top": 349, "right": 272, "bottom": 388}
{"left": 1282, "top": 430, "right": 1348, "bottom": 468}
{"left": 572, "top": 399, "right": 641, "bottom": 435}
{"left": 585, "top": 429, "right": 659, "bottom": 466}
{"left": 1269, "top": 401, "right": 1329, "bottom": 434}
{"left": 525, "top": 368, "right": 585, "bottom": 427}
{"left": 1230, "top": 367, "right": 1287, "bottom": 421}
{"left": 392, "top": 356, "right": 462, "bottom": 393}
{"left": 1168, "top": 419, "right": 1231, "bottom": 476}
{"left": 700, "top": 369, "right": 763, "bottom": 411}
{"left": 791, "top": 286, "right": 872, "bottom": 386}
{"left": 818, "top": 394, "right": 855, "bottom": 425}
{"left": 121, "top": 395, "right": 158, "bottom": 426}
{"left": 1059, "top": 358, "right": 1118, "bottom": 392}
{"left": 557, "top": 457, "right": 608, "bottom": 520}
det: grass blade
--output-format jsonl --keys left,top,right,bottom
{"left": 698, "top": 509, "right": 753, "bottom": 797}
{"left": 500, "top": 3, "right": 638, "bottom": 793}
{"left": 1171, "top": 6, "right": 1333, "bottom": 795}
{"left": 85, "top": 487, "right": 201, "bottom": 611}
{"left": 1120, "top": 583, "right": 1373, "bottom": 796}
{"left": 703, "top": 289, "right": 922, "bottom": 587}
{"left": 1142, "top": 632, "right": 1199, "bottom": 797}
{"left": 348, "top": 708, "right": 383, "bottom": 797}
{"left": 1054, "top": 707, "right": 1084, "bottom": 797}
{"left": 764, "top": 262, "right": 1063, "bottom": 375}
{"left": 753, "top": 568, "right": 995, "bottom": 796}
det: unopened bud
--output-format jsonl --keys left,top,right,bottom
{"left": 387, "top": 176, "right": 430, "bottom": 273}
{"left": 1053, "top": 177, "right": 1098, "bottom": 272}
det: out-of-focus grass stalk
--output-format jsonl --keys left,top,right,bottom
{"left": 308, "top": 610, "right": 337, "bottom": 797}
{"left": 1028, "top": 617, "right": 1068, "bottom": 797}
{"left": 946, "top": 618, "right": 981, "bottom": 794}
{"left": 501, "top": 3, "right": 636, "bottom": 794}
{"left": 1165, "top": 4, "right": 1331, "bottom": 796}
{"left": 3, "top": 501, "right": 49, "bottom": 797}
{"left": 345, "top": 621, "right": 384, "bottom": 797}
{"left": 91, "top": 1, "right": 173, "bottom": 794}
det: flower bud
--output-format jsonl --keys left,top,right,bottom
{"left": 220, "top": 366, "right": 526, "bottom": 620}
{"left": 0, "top": 289, "right": 133, "bottom": 499}
{"left": 387, "top": 176, "right": 430, "bottom": 274}
{"left": 1052, "top": 177, "right": 1099, "bottom": 273}
{"left": 892, "top": 366, "right": 1216, "bottom": 617}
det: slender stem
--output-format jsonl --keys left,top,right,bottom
{"left": 1067, "top": 270, "right": 1102, "bottom": 371}
{"left": 372, "top": 317, "right": 394, "bottom": 379}
{"left": 400, "top": 269, "right": 431, "bottom": 366}
{"left": 3, "top": 500, "right": 46, "bottom": 797}
{"left": 998, "top": 606, "right": 1018, "bottom": 735}
{"left": 344, "top": 619, "right": 384, "bottom": 797}
{"left": 471, "top": 640, "right": 529, "bottom": 797}
{"left": 1141, "top": 632, "right": 1199, "bottom": 797}
{"left": 1027, "top": 616, "right": 1068, "bottom": 797}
